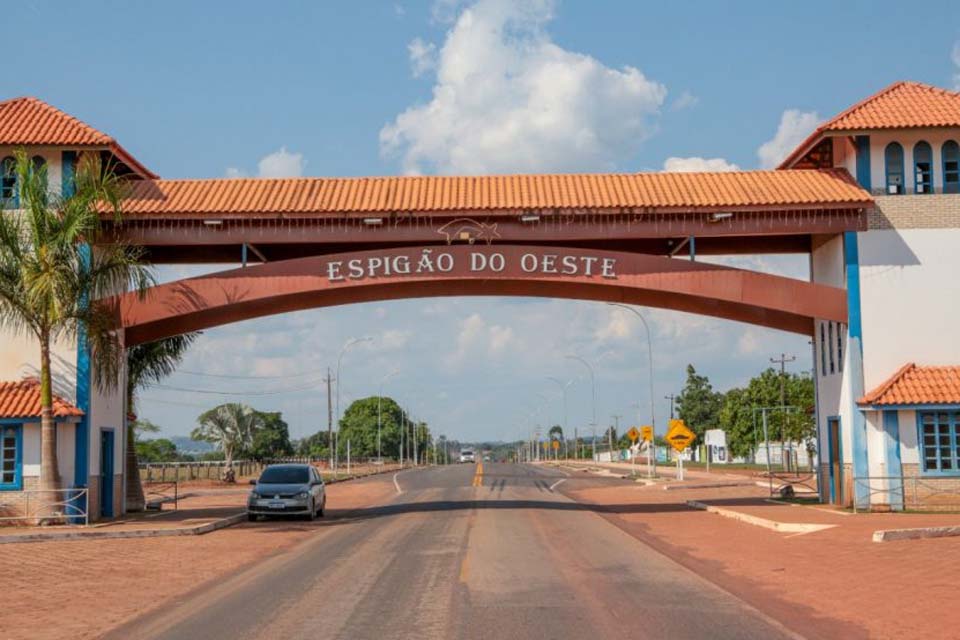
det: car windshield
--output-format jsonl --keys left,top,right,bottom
{"left": 258, "top": 467, "right": 309, "bottom": 484}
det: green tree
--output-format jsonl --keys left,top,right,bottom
{"left": 338, "top": 396, "right": 406, "bottom": 459}
{"left": 135, "top": 438, "right": 179, "bottom": 463}
{"left": 676, "top": 364, "right": 723, "bottom": 438}
{"left": 192, "top": 403, "right": 263, "bottom": 482}
{"left": 125, "top": 334, "right": 197, "bottom": 510}
{"left": 249, "top": 411, "right": 294, "bottom": 460}
{"left": 718, "top": 368, "right": 816, "bottom": 460}
{"left": 0, "top": 150, "right": 153, "bottom": 496}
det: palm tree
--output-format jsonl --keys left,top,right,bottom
{"left": 0, "top": 149, "right": 153, "bottom": 497}
{"left": 125, "top": 334, "right": 197, "bottom": 510}
{"left": 192, "top": 403, "right": 262, "bottom": 483}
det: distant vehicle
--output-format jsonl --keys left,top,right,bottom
{"left": 459, "top": 449, "right": 476, "bottom": 463}
{"left": 483, "top": 455, "right": 490, "bottom": 462}
{"left": 247, "top": 463, "right": 326, "bottom": 522}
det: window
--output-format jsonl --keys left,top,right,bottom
{"left": 828, "top": 322, "right": 835, "bottom": 374}
{"left": 836, "top": 323, "right": 844, "bottom": 373}
{"left": 943, "top": 140, "right": 960, "bottom": 194}
{"left": 0, "top": 425, "right": 22, "bottom": 490}
{"left": 913, "top": 141, "right": 933, "bottom": 194}
{"left": 820, "top": 323, "right": 827, "bottom": 376}
{"left": 920, "top": 412, "right": 960, "bottom": 474}
{"left": 885, "top": 143, "right": 904, "bottom": 194}
{"left": 0, "top": 156, "right": 16, "bottom": 206}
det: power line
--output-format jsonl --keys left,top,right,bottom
{"left": 174, "top": 368, "right": 329, "bottom": 380}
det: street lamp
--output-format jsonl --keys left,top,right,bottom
{"left": 336, "top": 336, "right": 373, "bottom": 468}
{"left": 607, "top": 303, "right": 658, "bottom": 473}
{"left": 377, "top": 368, "right": 399, "bottom": 463}
{"left": 547, "top": 377, "right": 573, "bottom": 459}
{"left": 565, "top": 354, "right": 597, "bottom": 461}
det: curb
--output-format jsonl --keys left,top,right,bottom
{"left": 0, "top": 513, "right": 245, "bottom": 545}
{"left": 664, "top": 481, "right": 755, "bottom": 491}
{"left": 872, "top": 525, "right": 960, "bottom": 543}
{"left": 686, "top": 500, "right": 837, "bottom": 534}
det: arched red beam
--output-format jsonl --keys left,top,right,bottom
{"left": 114, "top": 245, "right": 846, "bottom": 346}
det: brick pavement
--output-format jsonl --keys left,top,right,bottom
{"left": 0, "top": 475, "right": 398, "bottom": 640}
{"left": 566, "top": 480, "right": 960, "bottom": 640}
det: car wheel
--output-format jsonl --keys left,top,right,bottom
{"left": 307, "top": 499, "right": 317, "bottom": 521}
{"left": 318, "top": 499, "right": 325, "bottom": 518}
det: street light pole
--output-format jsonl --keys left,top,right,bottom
{"left": 547, "top": 377, "right": 573, "bottom": 459}
{"left": 565, "top": 354, "right": 597, "bottom": 460}
{"left": 377, "top": 368, "right": 399, "bottom": 464}
{"left": 336, "top": 336, "right": 373, "bottom": 469}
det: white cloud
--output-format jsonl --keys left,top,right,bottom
{"left": 662, "top": 156, "right": 740, "bottom": 172}
{"left": 671, "top": 90, "right": 699, "bottom": 110}
{"left": 952, "top": 42, "right": 960, "bottom": 91}
{"left": 757, "top": 109, "right": 821, "bottom": 169}
{"left": 225, "top": 147, "right": 306, "bottom": 179}
{"left": 446, "top": 313, "right": 515, "bottom": 367}
{"left": 408, "top": 37, "right": 437, "bottom": 77}
{"left": 380, "top": 0, "right": 667, "bottom": 174}
{"left": 380, "top": 329, "right": 413, "bottom": 350}
{"left": 258, "top": 147, "right": 305, "bottom": 177}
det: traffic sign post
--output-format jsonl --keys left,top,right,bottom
{"left": 666, "top": 419, "right": 696, "bottom": 481}
{"left": 640, "top": 425, "right": 654, "bottom": 478}
{"left": 626, "top": 427, "right": 640, "bottom": 477}
{"left": 552, "top": 439, "right": 560, "bottom": 461}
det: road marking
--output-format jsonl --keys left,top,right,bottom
{"left": 393, "top": 472, "right": 403, "bottom": 494}
{"left": 472, "top": 461, "right": 484, "bottom": 487}
{"left": 549, "top": 478, "right": 566, "bottom": 491}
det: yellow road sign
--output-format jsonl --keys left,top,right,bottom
{"left": 666, "top": 419, "right": 696, "bottom": 452}
{"left": 641, "top": 426, "right": 654, "bottom": 442}
{"left": 626, "top": 426, "right": 640, "bottom": 442}
{"left": 552, "top": 440, "right": 560, "bottom": 450}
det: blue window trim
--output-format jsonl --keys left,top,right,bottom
{"left": 916, "top": 410, "right": 960, "bottom": 476}
{"left": 884, "top": 142, "right": 904, "bottom": 195}
{"left": 0, "top": 423, "right": 23, "bottom": 491}
{"left": 942, "top": 140, "right": 960, "bottom": 194}
{"left": 912, "top": 141, "right": 933, "bottom": 194}
{"left": 826, "top": 415, "right": 842, "bottom": 504}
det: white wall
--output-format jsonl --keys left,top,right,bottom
{"left": 21, "top": 421, "right": 77, "bottom": 482}
{"left": 859, "top": 228, "right": 960, "bottom": 390}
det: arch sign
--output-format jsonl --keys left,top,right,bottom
{"left": 115, "top": 244, "right": 847, "bottom": 347}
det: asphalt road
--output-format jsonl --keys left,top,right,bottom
{"left": 109, "top": 463, "right": 801, "bottom": 640}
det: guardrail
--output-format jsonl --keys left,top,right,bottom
{"left": 139, "top": 460, "right": 264, "bottom": 482}
{"left": 0, "top": 488, "right": 89, "bottom": 525}
{"left": 853, "top": 476, "right": 960, "bottom": 513}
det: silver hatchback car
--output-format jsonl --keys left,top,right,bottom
{"left": 247, "top": 463, "right": 326, "bottom": 521}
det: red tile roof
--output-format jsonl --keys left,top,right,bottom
{"left": 0, "top": 96, "right": 156, "bottom": 179}
{"left": 859, "top": 363, "right": 960, "bottom": 407}
{"left": 780, "top": 81, "right": 960, "bottom": 168}
{"left": 0, "top": 378, "right": 84, "bottom": 419}
{"left": 119, "top": 169, "right": 871, "bottom": 218}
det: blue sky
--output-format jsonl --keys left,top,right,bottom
{"left": 8, "top": 1, "right": 960, "bottom": 442}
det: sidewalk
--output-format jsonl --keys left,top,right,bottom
{"left": 0, "top": 471, "right": 400, "bottom": 640}
{"left": 566, "top": 478, "right": 960, "bottom": 640}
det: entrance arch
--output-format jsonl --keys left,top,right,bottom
{"left": 115, "top": 244, "right": 845, "bottom": 346}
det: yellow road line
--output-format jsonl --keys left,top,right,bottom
{"left": 472, "top": 461, "right": 484, "bottom": 487}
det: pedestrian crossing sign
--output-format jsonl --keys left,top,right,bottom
{"left": 626, "top": 426, "right": 640, "bottom": 442}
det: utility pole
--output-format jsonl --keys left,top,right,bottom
{"left": 771, "top": 353, "right": 796, "bottom": 470}
{"left": 665, "top": 394, "right": 676, "bottom": 420}
{"left": 324, "top": 368, "right": 335, "bottom": 472}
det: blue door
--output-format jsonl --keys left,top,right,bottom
{"left": 100, "top": 429, "right": 114, "bottom": 518}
